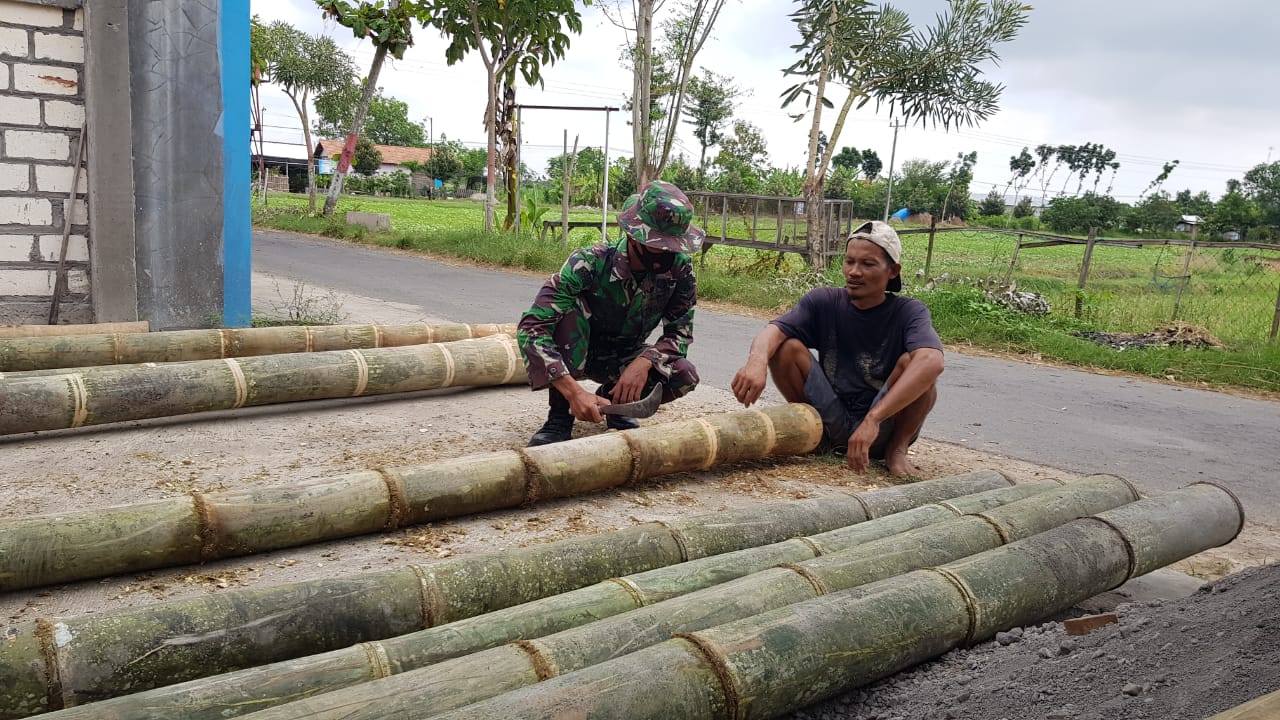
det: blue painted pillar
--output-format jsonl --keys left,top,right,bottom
{"left": 219, "top": 0, "right": 251, "bottom": 327}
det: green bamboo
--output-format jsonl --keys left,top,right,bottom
{"left": 1209, "top": 690, "right": 1280, "bottom": 720}
{"left": 226, "top": 475, "right": 1141, "bottom": 720}
{"left": 424, "top": 482, "right": 1243, "bottom": 720}
{"left": 0, "top": 470, "right": 1013, "bottom": 717}
{"left": 0, "top": 405, "right": 821, "bottom": 594}
{"left": 35, "top": 474, "right": 1042, "bottom": 720}
{"left": 0, "top": 334, "right": 526, "bottom": 436}
{"left": 0, "top": 322, "right": 516, "bottom": 373}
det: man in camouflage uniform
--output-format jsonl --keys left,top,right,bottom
{"left": 517, "top": 181, "right": 704, "bottom": 446}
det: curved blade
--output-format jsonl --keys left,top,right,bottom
{"left": 600, "top": 384, "right": 663, "bottom": 418}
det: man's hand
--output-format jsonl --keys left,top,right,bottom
{"left": 731, "top": 361, "right": 768, "bottom": 407}
{"left": 553, "top": 377, "right": 609, "bottom": 424}
{"left": 613, "top": 356, "right": 653, "bottom": 405}
{"left": 846, "top": 416, "right": 881, "bottom": 473}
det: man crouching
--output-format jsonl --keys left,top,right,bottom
{"left": 731, "top": 221, "right": 943, "bottom": 476}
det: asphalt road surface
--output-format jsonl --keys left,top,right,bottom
{"left": 254, "top": 229, "right": 1280, "bottom": 524}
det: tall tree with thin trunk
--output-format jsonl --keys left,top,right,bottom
{"left": 317, "top": 0, "right": 422, "bottom": 217}
{"left": 257, "top": 21, "right": 356, "bottom": 213}
{"left": 430, "top": 0, "right": 587, "bottom": 232}
{"left": 683, "top": 68, "right": 742, "bottom": 186}
{"left": 782, "top": 0, "right": 1029, "bottom": 268}
{"left": 607, "top": 0, "right": 728, "bottom": 187}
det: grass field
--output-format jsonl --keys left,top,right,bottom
{"left": 253, "top": 193, "right": 1280, "bottom": 393}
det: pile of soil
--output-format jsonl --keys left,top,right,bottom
{"left": 789, "top": 563, "right": 1280, "bottom": 720}
{"left": 1074, "top": 322, "right": 1225, "bottom": 351}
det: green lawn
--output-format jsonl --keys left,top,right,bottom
{"left": 253, "top": 193, "right": 1280, "bottom": 393}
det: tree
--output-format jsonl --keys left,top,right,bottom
{"left": 250, "top": 16, "right": 269, "bottom": 204}
{"left": 1175, "top": 188, "right": 1215, "bottom": 219}
{"left": 941, "top": 150, "right": 977, "bottom": 220}
{"left": 781, "top": 0, "right": 1028, "bottom": 267}
{"left": 318, "top": 0, "right": 421, "bottom": 216}
{"left": 979, "top": 189, "right": 1006, "bottom": 216}
{"left": 1242, "top": 161, "right": 1280, "bottom": 228}
{"left": 353, "top": 136, "right": 384, "bottom": 176}
{"left": 424, "top": 140, "right": 463, "bottom": 184}
{"left": 1127, "top": 192, "right": 1181, "bottom": 234}
{"left": 1005, "top": 147, "right": 1034, "bottom": 208}
{"left": 715, "top": 120, "right": 769, "bottom": 175}
{"left": 1040, "top": 192, "right": 1124, "bottom": 235}
{"left": 1212, "top": 184, "right": 1261, "bottom": 238}
{"left": 683, "top": 68, "right": 742, "bottom": 185}
{"left": 859, "top": 148, "right": 883, "bottom": 180}
{"left": 256, "top": 20, "right": 356, "bottom": 212}
{"left": 1012, "top": 196, "right": 1034, "bottom": 218}
{"left": 314, "top": 85, "right": 427, "bottom": 147}
{"left": 1140, "top": 159, "right": 1180, "bottom": 200}
{"left": 609, "top": 0, "right": 729, "bottom": 187}
{"left": 430, "top": 0, "right": 586, "bottom": 232}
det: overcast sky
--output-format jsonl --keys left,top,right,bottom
{"left": 252, "top": 1, "right": 1279, "bottom": 201}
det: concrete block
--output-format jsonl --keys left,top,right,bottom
{"left": 72, "top": 9, "right": 82, "bottom": 31}
{"left": 42, "top": 99, "right": 83, "bottom": 127}
{"left": 37, "top": 234, "right": 87, "bottom": 262}
{"left": 34, "top": 32, "right": 82, "bottom": 63}
{"left": 0, "top": 1, "right": 65, "bottom": 28}
{"left": 0, "top": 163, "right": 30, "bottom": 192}
{"left": 3, "top": 129, "right": 68, "bottom": 160}
{"left": 0, "top": 95, "right": 40, "bottom": 125}
{"left": 0, "top": 234, "right": 35, "bottom": 262}
{"left": 0, "top": 26, "right": 27, "bottom": 58}
{"left": 1064, "top": 612, "right": 1118, "bottom": 636}
{"left": 346, "top": 211, "right": 392, "bottom": 231}
{"left": 0, "top": 196, "right": 51, "bottom": 225}
{"left": 34, "top": 163, "right": 85, "bottom": 194}
{"left": 0, "top": 267, "right": 89, "bottom": 296}
{"left": 12, "top": 63, "right": 78, "bottom": 95}
{"left": 60, "top": 197, "right": 87, "bottom": 224}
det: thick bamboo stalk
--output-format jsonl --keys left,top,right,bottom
{"left": 0, "top": 322, "right": 514, "bottom": 372}
{"left": 0, "top": 470, "right": 1013, "bottom": 718}
{"left": 427, "top": 482, "right": 1243, "bottom": 720}
{"left": 0, "top": 321, "right": 149, "bottom": 339}
{"left": 1209, "top": 690, "right": 1280, "bottom": 720}
{"left": 37, "top": 474, "right": 1043, "bottom": 720}
{"left": 0, "top": 334, "right": 526, "bottom": 436}
{"left": 229, "top": 475, "right": 1142, "bottom": 720}
{"left": 0, "top": 405, "right": 821, "bottom": 594}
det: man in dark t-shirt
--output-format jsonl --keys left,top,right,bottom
{"left": 732, "top": 221, "right": 944, "bottom": 476}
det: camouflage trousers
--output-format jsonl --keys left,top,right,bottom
{"left": 552, "top": 304, "right": 699, "bottom": 403}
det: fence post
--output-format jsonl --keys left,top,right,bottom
{"left": 1270, "top": 279, "right": 1280, "bottom": 344}
{"left": 1172, "top": 223, "right": 1199, "bottom": 321}
{"left": 751, "top": 198, "right": 759, "bottom": 243}
{"left": 1003, "top": 232, "right": 1023, "bottom": 285}
{"left": 923, "top": 216, "right": 938, "bottom": 278}
{"left": 721, "top": 195, "right": 728, "bottom": 244}
{"left": 776, "top": 199, "right": 783, "bottom": 246}
{"left": 1075, "top": 226, "right": 1098, "bottom": 318}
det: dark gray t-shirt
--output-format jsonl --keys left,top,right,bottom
{"left": 771, "top": 288, "right": 943, "bottom": 417}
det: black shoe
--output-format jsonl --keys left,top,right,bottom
{"left": 528, "top": 388, "right": 574, "bottom": 446}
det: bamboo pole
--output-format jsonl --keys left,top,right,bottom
{"left": 0, "top": 322, "right": 515, "bottom": 372}
{"left": 0, "top": 321, "right": 149, "bottom": 339}
{"left": 424, "top": 482, "right": 1243, "bottom": 720}
{"left": 0, "top": 405, "right": 821, "bottom": 592}
{"left": 38, "top": 475, "right": 1046, "bottom": 720}
{"left": 1074, "top": 226, "right": 1098, "bottom": 318}
{"left": 1209, "top": 689, "right": 1280, "bottom": 720}
{"left": 0, "top": 471, "right": 1014, "bottom": 718}
{"left": 228, "top": 476, "right": 1143, "bottom": 720}
{"left": 0, "top": 334, "right": 526, "bottom": 436}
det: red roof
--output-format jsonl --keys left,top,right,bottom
{"left": 314, "top": 139, "right": 433, "bottom": 166}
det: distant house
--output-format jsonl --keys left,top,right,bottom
{"left": 313, "top": 139, "right": 434, "bottom": 176}
{"left": 1174, "top": 215, "right": 1202, "bottom": 233}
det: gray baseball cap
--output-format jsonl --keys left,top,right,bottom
{"left": 848, "top": 220, "right": 903, "bottom": 292}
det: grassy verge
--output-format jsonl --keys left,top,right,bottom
{"left": 253, "top": 195, "right": 1280, "bottom": 394}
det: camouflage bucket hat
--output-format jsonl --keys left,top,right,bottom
{"left": 617, "top": 181, "right": 705, "bottom": 254}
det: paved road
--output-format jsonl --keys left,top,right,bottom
{"left": 254, "top": 230, "right": 1280, "bottom": 524}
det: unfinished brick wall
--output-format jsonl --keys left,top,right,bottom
{"left": 0, "top": 0, "right": 89, "bottom": 323}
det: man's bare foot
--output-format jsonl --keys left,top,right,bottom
{"left": 884, "top": 448, "right": 921, "bottom": 478}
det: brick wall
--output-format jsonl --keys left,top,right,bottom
{"left": 0, "top": 0, "right": 89, "bottom": 323}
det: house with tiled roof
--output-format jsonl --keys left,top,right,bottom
{"left": 313, "top": 139, "right": 434, "bottom": 175}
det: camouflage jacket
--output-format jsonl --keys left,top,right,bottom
{"left": 517, "top": 237, "right": 697, "bottom": 389}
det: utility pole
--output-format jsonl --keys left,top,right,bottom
{"left": 882, "top": 118, "right": 906, "bottom": 222}
{"left": 424, "top": 116, "right": 434, "bottom": 146}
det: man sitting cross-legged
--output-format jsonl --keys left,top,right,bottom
{"left": 731, "top": 221, "right": 944, "bottom": 477}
